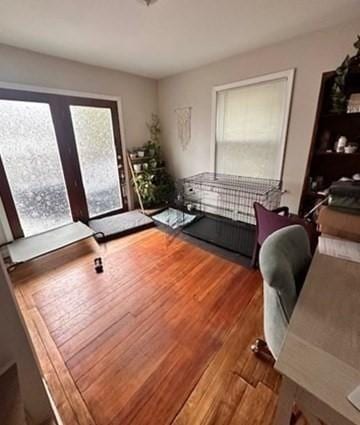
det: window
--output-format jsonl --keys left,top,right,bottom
{"left": 213, "top": 70, "right": 294, "bottom": 179}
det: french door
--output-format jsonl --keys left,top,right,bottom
{"left": 0, "top": 88, "right": 127, "bottom": 239}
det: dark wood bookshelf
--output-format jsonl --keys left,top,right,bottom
{"left": 299, "top": 69, "right": 360, "bottom": 219}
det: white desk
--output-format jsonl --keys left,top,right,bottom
{"left": 274, "top": 251, "right": 360, "bottom": 425}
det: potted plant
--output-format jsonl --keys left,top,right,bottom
{"left": 134, "top": 171, "right": 157, "bottom": 205}
{"left": 145, "top": 140, "right": 158, "bottom": 158}
{"left": 137, "top": 149, "right": 145, "bottom": 158}
{"left": 145, "top": 114, "right": 161, "bottom": 157}
{"left": 133, "top": 163, "right": 142, "bottom": 173}
{"left": 330, "top": 55, "right": 351, "bottom": 114}
{"left": 152, "top": 169, "right": 175, "bottom": 205}
{"left": 134, "top": 169, "right": 174, "bottom": 207}
{"left": 149, "top": 158, "right": 157, "bottom": 169}
{"left": 147, "top": 144, "right": 155, "bottom": 157}
{"left": 147, "top": 114, "right": 161, "bottom": 144}
{"left": 129, "top": 150, "right": 137, "bottom": 160}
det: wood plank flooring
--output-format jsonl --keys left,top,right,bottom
{"left": 12, "top": 228, "right": 284, "bottom": 425}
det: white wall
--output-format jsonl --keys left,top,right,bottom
{"left": 0, "top": 44, "right": 158, "bottom": 242}
{"left": 0, "top": 44, "right": 158, "bottom": 150}
{"left": 158, "top": 19, "right": 360, "bottom": 212}
{"left": 0, "top": 257, "right": 54, "bottom": 423}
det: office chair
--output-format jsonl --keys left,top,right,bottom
{"left": 251, "top": 225, "right": 312, "bottom": 359}
{"left": 252, "top": 202, "right": 316, "bottom": 268}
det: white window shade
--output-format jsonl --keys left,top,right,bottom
{"left": 215, "top": 75, "right": 291, "bottom": 179}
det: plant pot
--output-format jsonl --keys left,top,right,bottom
{"left": 137, "top": 150, "right": 145, "bottom": 158}
{"left": 143, "top": 163, "right": 149, "bottom": 170}
{"left": 148, "top": 148, "right": 155, "bottom": 157}
{"left": 129, "top": 153, "right": 137, "bottom": 160}
{"left": 133, "top": 163, "right": 142, "bottom": 173}
{"left": 150, "top": 159, "right": 157, "bottom": 168}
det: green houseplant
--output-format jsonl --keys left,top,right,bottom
{"left": 145, "top": 114, "right": 161, "bottom": 158}
{"left": 133, "top": 115, "right": 174, "bottom": 207}
{"left": 330, "top": 35, "right": 360, "bottom": 113}
{"left": 134, "top": 171, "right": 157, "bottom": 205}
{"left": 330, "top": 55, "right": 351, "bottom": 114}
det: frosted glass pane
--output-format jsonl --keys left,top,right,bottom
{"left": 0, "top": 100, "right": 72, "bottom": 237}
{"left": 216, "top": 78, "right": 288, "bottom": 179}
{"left": 70, "top": 106, "right": 122, "bottom": 217}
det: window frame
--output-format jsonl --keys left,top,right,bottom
{"left": 210, "top": 69, "right": 295, "bottom": 180}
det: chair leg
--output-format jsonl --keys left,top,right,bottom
{"left": 251, "top": 338, "right": 272, "bottom": 358}
{"left": 251, "top": 243, "right": 260, "bottom": 268}
{"left": 290, "top": 407, "right": 302, "bottom": 425}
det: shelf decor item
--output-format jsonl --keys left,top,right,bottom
{"left": 345, "top": 143, "right": 358, "bottom": 154}
{"left": 347, "top": 93, "right": 360, "bottom": 113}
{"left": 335, "top": 136, "right": 348, "bottom": 153}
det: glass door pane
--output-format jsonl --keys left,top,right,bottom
{"left": 0, "top": 100, "right": 72, "bottom": 237}
{"left": 69, "top": 105, "right": 123, "bottom": 218}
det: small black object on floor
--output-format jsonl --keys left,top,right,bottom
{"left": 94, "top": 257, "right": 104, "bottom": 273}
{"left": 182, "top": 214, "right": 255, "bottom": 258}
{"left": 89, "top": 211, "right": 154, "bottom": 243}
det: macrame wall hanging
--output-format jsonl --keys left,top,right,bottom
{"left": 175, "top": 107, "right": 192, "bottom": 151}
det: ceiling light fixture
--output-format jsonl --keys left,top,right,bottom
{"left": 139, "top": 0, "right": 158, "bottom": 6}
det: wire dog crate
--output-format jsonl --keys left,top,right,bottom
{"left": 177, "top": 172, "right": 282, "bottom": 258}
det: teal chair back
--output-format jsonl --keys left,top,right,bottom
{"left": 259, "top": 225, "right": 312, "bottom": 359}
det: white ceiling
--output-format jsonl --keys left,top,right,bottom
{"left": 0, "top": 0, "right": 359, "bottom": 79}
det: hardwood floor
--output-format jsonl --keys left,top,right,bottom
{"left": 12, "top": 228, "right": 283, "bottom": 425}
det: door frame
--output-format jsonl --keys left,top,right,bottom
{"left": 0, "top": 82, "right": 130, "bottom": 240}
